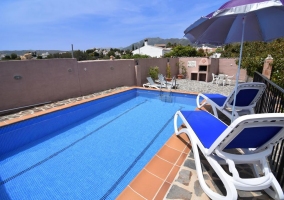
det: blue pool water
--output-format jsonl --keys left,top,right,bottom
{"left": 0, "top": 89, "right": 196, "bottom": 200}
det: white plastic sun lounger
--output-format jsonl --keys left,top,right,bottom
{"left": 143, "top": 77, "right": 166, "bottom": 89}
{"left": 174, "top": 110, "right": 284, "bottom": 200}
{"left": 158, "top": 74, "right": 171, "bottom": 85}
{"left": 196, "top": 82, "right": 266, "bottom": 120}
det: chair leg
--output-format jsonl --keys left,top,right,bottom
{"left": 211, "top": 106, "right": 219, "bottom": 118}
{"left": 251, "top": 163, "right": 284, "bottom": 199}
{"left": 176, "top": 128, "right": 238, "bottom": 200}
{"left": 264, "top": 177, "right": 284, "bottom": 200}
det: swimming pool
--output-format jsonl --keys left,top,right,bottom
{"left": 0, "top": 89, "right": 197, "bottom": 200}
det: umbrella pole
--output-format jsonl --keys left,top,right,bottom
{"left": 231, "top": 16, "right": 246, "bottom": 123}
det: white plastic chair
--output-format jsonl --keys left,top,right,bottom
{"left": 212, "top": 73, "right": 218, "bottom": 84}
{"left": 217, "top": 74, "right": 226, "bottom": 86}
{"left": 196, "top": 82, "right": 266, "bottom": 120}
{"left": 226, "top": 75, "right": 234, "bottom": 85}
{"left": 174, "top": 110, "right": 284, "bottom": 200}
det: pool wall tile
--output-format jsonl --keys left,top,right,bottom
{"left": 0, "top": 89, "right": 137, "bottom": 156}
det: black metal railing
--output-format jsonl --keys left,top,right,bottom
{"left": 253, "top": 71, "right": 284, "bottom": 187}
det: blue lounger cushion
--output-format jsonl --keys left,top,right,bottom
{"left": 180, "top": 110, "right": 227, "bottom": 149}
{"left": 200, "top": 94, "right": 227, "bottom": 107}
{"left": 180, "top": 110, "right": 282, "bottom": 149}
{"left": 197, "top": 83, "right": 267, "bottom": 121}
{"left": 202, "top": 89, "right": 259, "bottom": 107}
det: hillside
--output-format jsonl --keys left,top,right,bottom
{"left": 1, "top": 37, "right": 191, "bottom": 55}
{"left": 123, "top": 37, "right": 191, "bottom": 50}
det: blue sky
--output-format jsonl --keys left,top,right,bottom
{"left": 0, "top": 0, "right": 227, "bottom": 51}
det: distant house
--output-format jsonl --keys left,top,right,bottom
{"left": 114, "top": 51, "right": 121, "bottom": 57}
{"left": 196, "top": 44, "right": 217, "bottom": 53}
{"left": 154, "top": 44, "right": 166, "bottom": 48}
{"left": 41, "top": 52, "right": 49, "bottom": 58}
{"left": 20, "top": 53, "right": 32, "bottom": 60}
{"left": 210, "top": 53, "right": 222, "bottom": 58}
{"left": 132, "top": 39, "right": 171, "bottom": 57}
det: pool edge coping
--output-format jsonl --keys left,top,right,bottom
{"left": 0, "top": 87, "right": 198, "bottom": 127}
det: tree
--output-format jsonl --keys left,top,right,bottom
{"left": 166, "top": 42, "right": 172, "bottom": 48}
{"left": 86, "top": 49, "right": 94, "bottom": 54}
{"left": 94, "top": 52, "right": 99, "bottom": 57}
{"left": 73, "top": 50, "right": 88, "bottom": 61}
{"left": 107, "top": 50, "right": 115, "bottom": 58}
{"left": 164, "top": 45, "right": 197, "bottom": 57}
{"left": 11, "top": 53, "right": 18, "bottom": 59}
{"left": 121, "top": 54, "right": 149, "bottom": 59}
{"left": 196, "top": 49, "right": 206, "bottom": 57}
{"left": 215, "top": 47, "right": 224, "bottom": 53}
{"left": 4, "top": 55, "right": 11, "bottom": 60}
{"left": 222, "top": 39, "right": 284, "bottom": 87}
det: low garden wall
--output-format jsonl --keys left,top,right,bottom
{"left": 0, "top": 57, "right": 244, "bottom": 113}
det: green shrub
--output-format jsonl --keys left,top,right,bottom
{"left": 149, "top": 66, "right": 159, "bottom": 80}
{"left": 166, "top": 64, "right": 171, "bottom": 78}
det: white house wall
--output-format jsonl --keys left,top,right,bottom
{"left": 133, "top": 46, "right": 170, "bottom": 58}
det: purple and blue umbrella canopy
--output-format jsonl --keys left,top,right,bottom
{"left": 184, "top": 0, "right": 284, "bottom": 45}
{"left": 184, "top": 0, "right": 284, "bottom": 122}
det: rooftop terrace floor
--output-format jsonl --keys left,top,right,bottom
{"left": 0, "top": 79, "right": 273, "bottom": 199}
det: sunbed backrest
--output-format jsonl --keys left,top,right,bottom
{"left": 226, "top": 82, "right": 266, "bottom": 108}
{"left": 147, "top": 77, "right": 155, "bottom": 85}
{"left": 230, "top": 89, "right": 259, "bottom": 106}
{"left": 225, "top": 126, "right": 282, "bottom": 149}
{"left": 209, "top": 113, "right": 284, "bottom": 153}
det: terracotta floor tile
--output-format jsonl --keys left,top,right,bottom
{"left": 177, "top": 132, "right": 190, "bottom": 143}
{"left": 183, "top": 144, "right": 192, "bottom": 154}
{"left": 176, "top": 152, "right": 189, "bottom": 167}
{"left": 154, "top": 182, "right": 171, "bottom": 200}
{"left": 0, "top": 121, "right": 7, "bottom": 127}
{"left": 166, "top": 135, "right": 188, "bottom": 152}
{"left": 157, "top": 145, "right": 181, "bottom": 164}
{"left": 116, "top": 186, "right": 146, "bottom": 200}
{"left": 129, "top": 169, "right": 163, "bottom": 200}
{"left": 166, "top": 165, "right": 180, "bottom": 183}
{"left": 145, "top": 155, "right": 174, "bottom": 180}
